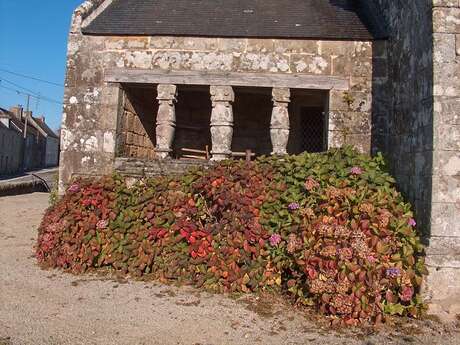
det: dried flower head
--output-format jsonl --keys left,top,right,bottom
{"left": 304, "top": 177, "right": 320, "bottom": 191}
{"left": 287, "top": 234, "right": 302, "bottom": 254}
{"left": 68, "top": 184, "right": 80, "bottom": 193}
{"left": 96, "top": 219, "right": 109, "bottom": 230}
{"left": 269, "top": 233, "right": 282, "bottom": 246}
{"left": 350, "top": 166, "right": 363, "bottom": 175}
{"left": 400, "top": 286, "right": 414, "bottom": 302}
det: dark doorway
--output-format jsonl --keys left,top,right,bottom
{"left": 288, "top": 89, "right": 328, "bottom": 154}
{"left": 173, "top": 85, "right": 212, "bottom": 159}
{"left": 299, "top": 107, "right": 327, "bottom": 153}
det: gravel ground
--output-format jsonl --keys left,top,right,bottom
{"left": 0, "top": 193, "right": 459, "bottom": 345}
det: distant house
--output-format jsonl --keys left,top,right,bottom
{"left": 0, "top": 106, "right": 59, "bottom": 176}
{"left": 29, "top": 116, "right": 60, "bottom": 167}
{"left": 0, "top": 116, "right": 22, "bottom": 176}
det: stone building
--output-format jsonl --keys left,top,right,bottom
{"left": 0, "top": 106, "right": 60, "bottom": 175}
{"left": 0, "top": 110, "right": 23, "bottom": 176}
{"left": 61, "top": 0, "right": 459, "bottom": 316}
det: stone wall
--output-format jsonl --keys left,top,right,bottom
{"left": 0, "top": 126, "right": 22, "bottom": 176}
{"left": 429, "top": 0, "right": 460, "bottom": 316}
{"left": 370, "top": 0, "right": 460, "bottom": 316}
{"left": 59, "top": 0, "right": 374, "bottom": 192}
{"left": 118, "top": 86, "right": 157, "bottom": 160}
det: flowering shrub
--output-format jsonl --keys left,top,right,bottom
{"left": 36, "top": 147, "right": 427, "bottom": 325}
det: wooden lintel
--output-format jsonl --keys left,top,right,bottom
{"left": 105, "top": 68, "right": 349, "bottom": 91}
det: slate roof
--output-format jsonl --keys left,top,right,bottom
{"left": 32, "top": 117, "right": 59, "bottom": 139}
{"left": 82, "top": 0, "right": 385, "bottom": 40}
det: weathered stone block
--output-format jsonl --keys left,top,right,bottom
{"left": 319, "top": 41, "right": 355, "bottom": 56}
{"left": 433, "top": 7, "right": 460, "bottom": 33}
{"left": 456, "top": 34, "right": 460, "bottom": 55}
{"left": 217, "top": 38, "right": 247, "bottom": 52}
{"left": 433, "top": 150, "right": 460, "bottom": 176}
{"left": 247, "top": 39, "right": 275, "bottom": 53}
{"left": 434, "top": 124, "right": 460, "bottom": 151}
{"left": 328, "top": 111, "right": 371, "bottom": 134}
{"left": 290, "top": 54, "right": 331, "bottom": 74}
{"left": 431, "top": 202, "right": 460, "bottom": 237}
{"left": 434, "top": 96, "right": 460, "bottom": 125}
{"left": 105, "top": 36, "right": 150, "bottom": 50}
{"left": 426, "top": 236, "right": 460, "bottom": 256}
{"left": 431, "top": 174, "right": 460, "bottom": 203}
{"left": 423, "top": 265, "right": 460, "bottom": 317}
{"left": 434, "top": 33, "right": 457, "bottom": 63}
{"left": 239, "top": 53, "right": 290, "bottom": 73}
{"left": 273, "top": 39, "right": 318, "bottom": 54}
{"left": 433, "top": 0, "right": 460, "bottom": 7}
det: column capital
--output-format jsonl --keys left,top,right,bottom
{"left": 272, "top": 87, "right": 290, "bottom": 104}
{"left": 210, "top": 85, "right": 235, "bottom": 104}
{"left": 157, "top": 84, "right": 178, "bottom": 103}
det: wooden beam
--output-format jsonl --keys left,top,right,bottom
{"left": 105, "top": 68, "right": 349, "bottom": 91}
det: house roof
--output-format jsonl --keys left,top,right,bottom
{"left": 82, "top": 0, "right": 385, "bottom": 40}
{"left": 32, "top": 117, "right": 59, "bottom": 139}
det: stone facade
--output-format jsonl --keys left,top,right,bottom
{"left": 370, "top": 0, "right": 460, "bottom": 316}
{"left": 60, "top": 0, "right": 459, "bottom": 317}
{"left": 59, "top": 0, "right": 374, "bottom": 192}
{"left": 0, "top": 124, "right": 22, "bottom": 176}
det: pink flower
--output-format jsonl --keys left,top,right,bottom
{"left": 350, "top": 166, "right": 363, "bottom": 175}
{"left": 288, "top": 202, "right": 300, "bottom": 211}
{"left": 400, "top": 286, "right": 414, "bottom": 302}
{"left": 367, "top": 255, "right": 377, "bottom": 264}
{"left": 269, "top": 234, "right": 282, "bottom": 246}
{"left": 96, "top": 219, "right": 109, "bottom": 230}
{"left": 408, "top": 218, "right": 417, "bottom": 227}
{"left": 68, "top": 184, "right": 80, "bottom": 193}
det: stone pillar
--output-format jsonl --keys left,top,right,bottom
{"left": 155, "top": 84, "right": 177, "bottom": 159}
{"left": 271, "top": 87, "right": 290, "bottom": 155}
{"left": 210, "top": 85, "right": 234, "bottom": 161}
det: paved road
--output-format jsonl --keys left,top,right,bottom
{"left": 0, "top": 168, "right": 58, "bottom": 195}
{"left": 0, "top": 193, "right": 459, "bottom": 345}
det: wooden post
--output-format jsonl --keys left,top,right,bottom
{"left": 245, "top": 149, "right": 252, "bottom": 162}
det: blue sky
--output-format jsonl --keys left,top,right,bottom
{"left": 0, "top": 0, "right": 82, "bottom": 131}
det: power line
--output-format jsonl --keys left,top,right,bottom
{"left": 0, "top": 84, "right": 62, "bottom": 105}
{"left": 0, "top": 77, "right": 63, "bottom": 105}
{"left": 0, "top": 76, "right": 42, "bottom": 97}
{"left": 0, "top": 67, "right": 64, "bottom": 87}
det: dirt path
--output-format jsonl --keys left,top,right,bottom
{"left": 0, "top": 193, "right": 459, "bottom": 345}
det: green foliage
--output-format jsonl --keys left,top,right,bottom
{"left": 48, "top": 174, "right": 60, "bottom": 207}
{"left": 36, "top": 148, "right": 427, "bottom": 326}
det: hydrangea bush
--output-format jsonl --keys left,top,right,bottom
{"left": 36, "top": 148, "right": 427, "bottom": 325}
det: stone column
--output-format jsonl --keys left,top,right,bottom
{"left": 155, "top": 84, "right": 177, "bottom": 159}
{"left": 210, "top": 85, "right": 234, "bottom": 161}
{"left": 271, "top": 87, "right": 290, "bottom": 155}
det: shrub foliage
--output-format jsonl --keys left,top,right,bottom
{"left": 37, "top": 148, "right": 427, "bottom": 325}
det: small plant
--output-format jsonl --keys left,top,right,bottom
{"left": 36, "top": 148, "right": 427, "bottom": 326}
{"left": 342, "top": 91, "right": 355, "bottom": 109}
{"left": 48, "top": 174, "right": 60, "bottom": 206}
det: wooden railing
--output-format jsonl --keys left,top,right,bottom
{"left": 181, "top": 147, "right": 255, "bottom": 162}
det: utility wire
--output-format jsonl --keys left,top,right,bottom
{"left": 0, "top": 84, "right": 62, "bottom": 105}
{"left": 0, "top": 67, "right": 64, "bottom": 87}
{"left": 0, "top": 76, "right": 43, "bottom": 97}
{"left": 0, "top": 77, "right": 63, "bottom": 105}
